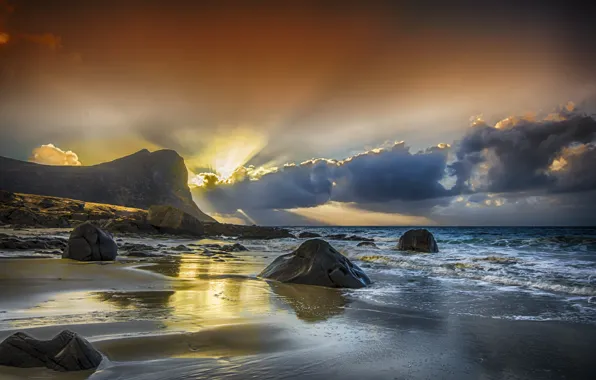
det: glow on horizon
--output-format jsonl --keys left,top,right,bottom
{"left": 287, "top": 202, "right": 436, "bottom": 226}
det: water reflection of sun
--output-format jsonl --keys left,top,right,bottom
{"left": 166, "top": 256, "right": 273, "bottom": 329}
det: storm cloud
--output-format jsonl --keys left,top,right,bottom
{"left": 193, "top": 142, "right": 452, "bottom": 214}
{"left": 451, "top": 107, "right": 596, "bottom": 195}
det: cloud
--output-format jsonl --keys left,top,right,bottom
{"left": 192, "top": 141, "right": 453, "bottom": 214}
{"left": 451, "top": 105, "right": 596, "bottom": 194}
{"left": 29, "top": 144, "right": 82, "bottom": 166}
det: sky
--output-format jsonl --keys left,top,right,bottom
{"left": 1, "top": 0, "right": 596, "bottom": 226}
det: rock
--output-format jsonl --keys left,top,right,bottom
{"left": 326, "top": 234, "right": 374, "bottom": 242}
{"left": 38, "top": 198, "right": 55, "bottom": 208}
{"left": 171, "top": 244, "right": 189, "bottom": 251}
{"left": 203, "top": 222, "right": 294, "bottom": 239}
{"left": 62, "top": 222, "right": 118, "bottom": 261}
{"left": 298, "top": 231, "right": 321, "bottom": 238}
{"left": 148, "top": 205, "right": 204, "bottom": 235}
{"left": 0, "top": 330, "right": 103, "bottom": 371}
{"left": 71, "top": 213, "right": 89, "bottom": 221}
{"left": 357, "top": 241, "right": 379, "bottom": 249}
{"left": 259, "top": 239, "right": 371, "bottom": 289}
{"left": 119, "top": 242, "right": 155, "bottom": 251}
{"left": 220, "top": 243, "right": 248, "bottom": 252}
{"left": 397, "top": 229, "right": 438, "bottom": 253}
{"left": 0, "top": 189, "right": 17, "bottom": 203}
{"left": 0, "top": 235, "right": 67, "bottom": 251}
{"left": 125, "top": 250, "right": 154, "bottom": 257}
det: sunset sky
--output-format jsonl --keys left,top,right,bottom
{"left": 1, "top": 0, "right": 596, "bottom": 225}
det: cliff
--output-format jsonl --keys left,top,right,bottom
{"left": 0, "top": 149, "right": 215, "bottom": 222}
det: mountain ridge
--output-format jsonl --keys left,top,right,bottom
{"left": 0, "top": 149, "right": 216, "bottom": 222}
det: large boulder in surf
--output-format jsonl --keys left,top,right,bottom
{"left": 0, "top": 330, "right": 103, "bottom": 371}
{"left": 397, "top": 228, "right": 439, "bottom": 253}
{"left": 63, "top": 222, "right": 118, "bottom": 261}
{"left": 259, "top": 239, "right": 371, "bottom": 289}
{"left": 147, "top": 205, "right": 205, "bottom": 235}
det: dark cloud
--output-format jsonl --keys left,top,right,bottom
{"left": 452, "top": 109, "right": 596, "bottom": 194}
{"left": 193, "top": 142, "right": 452, "bottom": 213}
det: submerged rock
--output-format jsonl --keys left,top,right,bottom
{"left": 298, "top": 231, "right": 322, "bottom": 238}
{"left": 0, "top": 330, "right": 103, "bottom": 371}
{"left": 62, "top": 222, "right": 118, "bottom": 261}
{"left": 326, "top": 233, "right": 374, "bottom": 242}
{"left": 397, "top": 229, "right": 439, "bottom": 253}
{"left": 259, "top": 239, "right": 371, "bottom": 289}
{"left": 357, "top": 241, "right": 379, "bottom": 249}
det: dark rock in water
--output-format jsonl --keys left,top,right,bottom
{"left": 0, "top": 330, "right": 103, "bottom": 371}
{"left": 63, "top": 222, "right": 118, "bottom": 261}
{"left": 357, "top": 241, "right": 379, "bottom": 249}
{"left": 397, "top": 229, "right": 438, "bottom": 253}
{"left": 171, "top": 244, "right": 189, "bottom": 251}
{"left": 148, "top": 205, "right": 205, "bottom": 236}
{"left": 298, "top": 231, "right": 321, "bottom": 238}
{"left": 119, "top": 242, "right": 156, "bottom": 252}
{"left": 125, "top": 250, "right": 154, "bottom": 257}
{"left": 203, "top": 223, "right": 294, "bottom": 239}
{"left": 0, "top": 235, "right": 67, "bottom": 251}
{"left": 220, "top": 243, "right": 248, "bottom": 252}
{"left": 259, "top": 239, "right": 371, "bottom": 289}
{"left": 326, "top": 233, "right": 374, "bottom": 242}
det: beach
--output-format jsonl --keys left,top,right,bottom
{"left": 1, "top": 226, "right": 596, "bottom": 379}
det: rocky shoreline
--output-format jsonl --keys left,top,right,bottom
{"left": 0, "top": 191, "right": 292, "bottom": 239}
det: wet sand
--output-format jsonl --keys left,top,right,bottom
{"left": 1, "top": 241, "right": 596, "bottom": 379}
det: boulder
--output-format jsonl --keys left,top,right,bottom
{"left": 63, "top": 222, "right": 118, "bottom": 261}
{"left": 298, "top": 231, "right": 321, "bottom": 238}
{"left": 220, "top": 243, "right": 248, "bottom": 252}
{"left": 0, "top": 330, "right": 103, "bottom": 371}
{"left": 147, "top": 205, "right": 204, "bottom": 235}
{"left": 397, "top": 228, "right": 438, "bottom": 253}
{"left": 259, "top": 239, "right": 371, "bottom": 289}
{"left": 357, "top": 241, "right": 379, "bottom": 249}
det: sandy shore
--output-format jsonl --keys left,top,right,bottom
{"left": 1, "top": 232, "right": 596, "bottom": 379}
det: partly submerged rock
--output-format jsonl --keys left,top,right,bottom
{"left": 326, "top": 233, "right": 374, "bottom": 242}
{"left": 397, "top": 228, "right": 439, "bottom": 253}
{"left": 357, "top": 241, "right": 379, "bottom": 249}
{"left": 298, "top": 231, "right": 322, "bottom": 238}
{"left": 259, "top": 239, "right": 371, "bottom": 289}
{"left": 147, "top": 205, "right": 204, "bottom": 235}
{"left": 0, "top": 330, "right": 103, "bottom": 371}
{"left": 62, "top": 222, "right": 118, "bottom": 261}
{"left": 220, "top": 243, "right": 248, "bottom": 252}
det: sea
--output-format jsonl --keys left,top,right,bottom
{"left": 253, "top": 226, "right": 596, "bottom": 325}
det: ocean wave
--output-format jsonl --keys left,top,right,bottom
{"left": 357, "top": 254, "right": 596, "bottom": 296}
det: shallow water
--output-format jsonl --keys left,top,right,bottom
{"left": 282, "top": 226, "right": 596, "bottom": 324}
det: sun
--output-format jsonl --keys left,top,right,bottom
{"left": 186, "top": 126, "right": 268, "bottom": 185}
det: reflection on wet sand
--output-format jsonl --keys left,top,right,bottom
{"left": 268, "top": 282, "right": 348, "bottom": 322}
{"left": 94, "top": 255, "right": 277, "bottom": 332}
{"left": 95, "top": 323, "right": 294, "bottom": 361}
